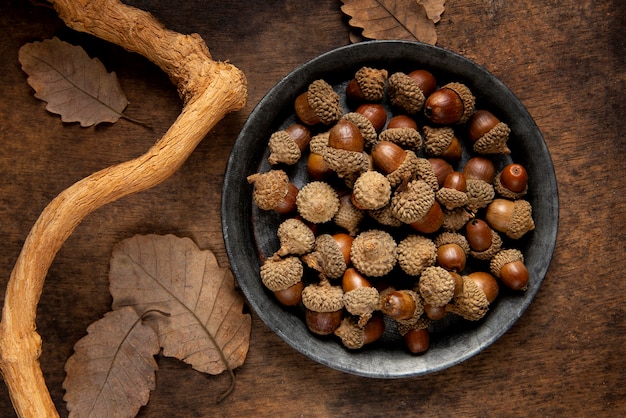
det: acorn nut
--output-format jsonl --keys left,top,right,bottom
{"left": 351, "top": 170, "right": 392, "bottom": 211}
{"left": 302, "top": 233, "right": 353, "bottom": 279}
{"left": 467, "top": 109, "right": 511, "bottom": 154}
{"left": 275, "top": 218, "right": 316, "bottom": 257}
{"left": 267, "top": 123, "right": 311, "bottom": 165}
{"left": 424, "top": 82, "right": 475, "bottom": 125}
{"left": 296, "top": 181, "right": 340, "bottom": 224}
{"left": 485, "top": 198, "right": 535, "bottom": 239}
{"left": 397, "top": 235, "right": 437, "bottom": 276}
{"left": 247, "top": 169, "right": 298, "bottom": 214}
{"left": 350, "top": 229, "right": 397, "bottom": 277}
{"left": 302, "top": 280, "right": 345, "bottom": 335}
{"left": 260, "top": 256, "right": 304, "bottom": 306}
{"left": 490, "top": 248, "right": 530, "bottom": 290}
{"left": 345, "top": 66, "right": 388, "bottom": 103}
{"left": 494, "top": 163, "right": 529, "bottom": 198}
{"left": 294, "top": 79, "right": 342, "bottom": 126}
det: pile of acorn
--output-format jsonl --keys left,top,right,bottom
{"left": 247, "top": 66, "right": 535, "bottom": 354}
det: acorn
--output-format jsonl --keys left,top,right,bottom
{"left": 380, "top": 289, "right": 423, "bottom": 321}
{"left": 428, "top": 158, "right": 454, "bottom": 187}
{"left": 294, "top": 79, "right": 342, "bottom": 126}
{"left": 418, "top": 266, "right": 458, "bottom": 307}
{"left": 409, "top": 200, "right": 444, "bottom": 234}
{"left": 323, "top": 119, "right": 370, "bottom": 177}
{"left": 296, "top": 181, "right": 340, "bottom": 224}
{"left": 435, "top": 172, "right": 469, "bottom": 210}
{"left": 334, "top": 314, "right": 385, "bottom": 349}
{"left": 467, "top": 109, "right": 511, "bottom": 154}
{"left": 424, "top": 82, "right": 475, "bottom": 125}
{"left": 441, "top": 207, "right": 473, "bottom": 232}
{"left": 494, "top": 163, "right": 529, "bottom": 198}
{"left": 465, "top": 218, "right": 493, "bottom": 252}
{"left": 390, "top": 179, "right": 436, "bottom": 224}
{"left": 463, "top": 156, "right": 496, "bottom": 184}
{"left": 466, "top": 271, "right": 499, "bottom": 303}
{"left": 341, "top": 267, "right": 381, "bottom": 326}
{"left": 446, "top": 275, "right": 490, "bottom": 321}
{"left": 267, "top": 123, "right": 311, "bottom": 165}
{"left": 350, "top": 229, "right": 397, "bottom": 277}
{"left": 342, "top": 112, "right": 379, "bottom": 149}
{"left": 490, "top": 249, "right": 530, "bottom": 290}
{"left": 396, "top": 235, "right": 437, "bottom": 276}
{"left": 302, "top": 279, "right": 345, "bottom": 335}
{"left": 307, "top": 132, "right": 333, "bottom": 180}
{"left": 387, "top": 114, "right": 418, "bottom": 130}
{"left": 275, "top": 218, "right": 316, "bottom": 257}
{"left": 351, "top": 170, "right": 392, "bottom": 211}
{"left": 302, "top": 233, "right": 353, "bottom": 279}
{"left": 465, "top": 178, "right": 496, "bottom": 212}
{"left": 402, "top": 326, "right": 430, "bottom": 354}
{"left": 422, "top": 125, "right": 462, "bottom": 162}
{"left": 424, "top": 303, "right": 448, "bottom": 320}
{"left": 355, "top": 103, "right": 387, "bottom": 133}
{"left": 260, "top": 256, "right": 304, "bottom": 306}
{"left": 485, "top": 198, "right": 535, "bottom": 239}
{"left": 367, "top": 204, "right": 404, "bottom": 228}
{"left": 378, "top": 126, "right": 423, "bottom": 151}
{"left": 247, "top": 169, "right": 298, "bottom": 214}
{"left": 334, "top": 193, "right": 365, "bottom": 236}
{"left": 387, "top": 72, "right": 427, "bottom": 114}
{"left": 434, "top": 231, "right": 470, "bottom": 273}
{"left": 371, "top": 141, "right": 417, "bottom": 187}
{"left": 346, "top": 66, "right": 388, "bottom": 102}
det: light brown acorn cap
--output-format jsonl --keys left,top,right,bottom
{"left": 334, "top": 316, "right": 366, "bottom": 349}
{"left": 390, "top": 179, "right": 436, "bottom": 224}
{"left": 378, "top": 127, "right": 423, "bottom": 150}
{"left": 422, "top": 125, "right": 455, "bottom": 157}
{"left": 434, "top": 231, "right": 471, "bottom": 254}
{"left": 396, "top": 314, "right": 431, "bottom": 335}
{"left": 343, "top": 286, "right": 381, "bottom": 325}
{"left": 442, "top": 82, "right": 475, "bottom": 124}
{"left": 419, "top": 266, "right": 457, "bottom": 307}
{"left": 260, "top": 256, "right": 303, "bottom": 292}
{"left": 309, "top": 131, "right": 329, "bottom": 154}
{"left": 446, "top": 276, "right": 489, "bottom": 321}
{"left": 268, "top": 130, "right": 301, "bottom": 165}
{"left": 436, "top": 187, "right": 469, "bottom": 210}
{"left": 334, "top": 196, "right": 365, "bottom": 236}
{"left": 276, "top": 218, "right": 315, "bottom": 256}
{"left": 342, "top": 112, "right": 378, "bottom": 149}
{"left": 470, "top": 229, "right": 503, "bottom": 261}
{"left": 386, "top": 149, "right": 420, "bottom": 188}
{"left": 490, "top": 248, "right": 524, "bottom": 278}
{"left": 368, "top": 204, "right": 404, "bottom": 227}
{"left": 397, "top": 235, "right": 437, "bottom": 276}
{"left": 247, "top": 169, "right": 291, "bottom": 211}
{"left": 301, "top": 281, "right": 344, "bottom": 312}
{"left": 322, "top": 147, "right": 370, "bottom": 177}
{"left": 393, "top": 290, "right": 425, "bottom": 328}
{"left": 352, "top": 170, "right": 392, "bottom": 210}
{"left": 466, "top": 179, "right": 495, "bottom": 212}
{"left": 506, "top": 199, "right": 535, "bottom": 239}
{"left": 296, "top": 181, "right": 340, "bottom": 224}
{"left": 442, "top": 207, "right": 473, "bottom": 231}
{"left": 473, "top": 121, "right": 511, "bottom": 154}
{"left": 415, "top": 157, "right": 440, "bottom": 192}
{"left": 350, "top": 229, "right": 397, "bottom": 277}
{"left": 307, "top": 79, "right": 343, "bottom": 125}
{"left": 387, "top": 72, "right": 426, "bottom": 114}
{"left": 494, "top": 171, "right": 528, "bottom": 199}
{"left": 302, "top": 233, "right": 348, "bottom": 279}
{"left": 354, "top": 66, "right": 388, "bottom": 102}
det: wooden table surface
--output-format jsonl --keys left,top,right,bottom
{"left": 1, "top": 0, "right": 624, "bottom": 416}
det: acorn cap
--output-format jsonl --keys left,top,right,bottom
{"left": 419, "top": 266, "right": 457, "bottom": 307}
{"left": 342, "top": 112, "right": 378, "bottom": 149}
{"left": 247, "top": 170, "right": 292, "bottom": 211}
{"left": 301, "top": 281, "right": 344, "bottom": 312}
{"left": 276, "top": 218, "right": 315, "bottom": 256}
{"left": 334, "top": 196, "right": 365, "bottom": 236}
{"left": 354, "top": 66, "right": 388, "bottom": 101}
{"left": 442, "top": 207, "right": 473, "bottom": 231}
{"left": 268, "top": 130, "right": 301, "bottom": 165}
{"left": 469, "top": 229, "right": 503, "bottom": 261}
{"left": 350, "top": 229, "right": 398, "bottom": 277}
{"left": 334, "top": 316, "right": 366, "bottom": 349}
{"left": 307, "top": 79, "right": 343, "bottom": 125}
{"left": 393, "top": 290, "right": 425, "bottom": 328}
{"left": 473, "top": 121, "right": 511, "bottom": 154}
{"left": 506, "top": 199, "right": 535, "bottom": 239}
{"left": 397, "top": 235, "right": 437, "bottom": 276}
{"left": 387, "top": 72, "right": 426, "bottom": 114}
{"left": 434, "top": 231, "right": 470, "bottom": 254}
{"left": 436, "top": 187, "right": 469, "bottom": 210}
{"left": 309, "top": 131, "right": 329, "bottom": 154}
{"left": 322, "top": 147, "right": 370, "bottom": 177}
{"left": 414, "top": 157, "right": 440, "bottom": 192}
{"left": 443, "top": 82, "right": 475, "bottom": 124}
{"left": 390, "top": 179, "right": 436, "bottom": 224}
{"left": 260, "top": 256, "right": 303, "bottom": 292}
{"left": 302, "top": 233, "right": 348, "bottom": 279}
{"left": 490, "top": 248, "right": 524, "bottom": 278}
{"left": 352, "top": 170, "right": 392, "bottom": 210}
{"left": 466, "top": 179, "right": 495, "bottom": 212}
{"left": 386, "top": 149, "right": 420, "bottom": 188}
{"left": 296, "top": 181, "right": 340, "bottom": 224}
{"left": 446, "top": 276, "right": 489, "bottom": 321}
{"left": 396, "top": 314, "right": 431, "bottom": 335}
{"left": 343, "top": 286, "right": 381, "bottom": 324}
{"left": 368, "top": 204, "right": 404, "bottom": 227}
{"left": 378, "top": 127, "right": 423, "bottom": 150}
{"left": 494, "top": 171, "right": 528, "bottom": 199}
{"left": 422, "top": 125, "right": 455, "bottom": 157}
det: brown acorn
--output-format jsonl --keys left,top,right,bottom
{"left": 247, "top": 170, "right": 298, "bottom": 214}
{"left": 485, "top": 198, "right": 535, "bottom": 239}
{"left": 424, "top": 82, "right": 475, "bottom": 125}
{"left": 294, "top": 79, "right": 342, "bottom": 126}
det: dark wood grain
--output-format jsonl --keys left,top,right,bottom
{"left": 1, "top": 0, "right": 624, "bottom": 416}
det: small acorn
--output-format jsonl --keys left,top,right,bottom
{"left": 247, "top": 169, "right": 298, "bottom": 214}
{"left": 296, "top": 181, "right": 340, "bottom": 224}
{"left": 465, "top": 218, "right": 493, "bottom": 252}
{"left": 350, "top": 229, "right": 397, "bottom": 277}
{"left": 301, "top": 279, "right": 345, "bottom": 335}
{"left": 334, "top": 193, "right": 365, "bottom": 236}
{"left": 494, "top": 163, "right": 529, "bottom": 198}
{"left": 380, "top": 289, "right": 423, "bottom": 321}
{"left": 409, "top": 200, "right": 444, "bottom": 234}
{"left": 323, "top": 119, "right": 370, "bottom": 177}
{"left": 466, "top": 271, "right": 499, "bottom": 303}
{"left": 355, "top": 103, "right": 387, "bottom": 133}
{"left": 485, "top": 198, "right": 535, "bottom": 239}
{"left": 390, "top": 179, "right": 436, "bottom": 224}
{"left": 424, "top": 82, "right": 475, "bottom": 125}
{"left": 397, "top": 235, "right": 437, "bottom": 276}
{"left": 387, "top": 72, "right": 427, "bottom": 114}
{"left": 387, "top": 114, "right": 418, "bottom": 130}
{"left": 490, "top": 248, "right": 530, "bottom": 290}
{"left": 463, "top": 156, "right": 496, "bottom": 184}
{"left": 467, "top": 109, "right": 511, "bottom": 154}
{"left": 428, "top": 157, "right": 454, "bottom": 187}
{"left": 435, "top": 172, "right": 469, "bottom": 210}
{"left": 418, "top": 266, "right": 458, "bottom": 307}
{"left": 434, "top": 231, "right": 470, "bottom": 273}
{"left": 267, "top": 123, "right": 311, "bottom": 165}
{"left": 260, "top": 256, "right": 304, "bottom": 306}
{"left": 402, "top": 326, "right": 430, "bottom": 354}
{"left": 351, "top": 170, "right": 392, "bottom": 211}
{"left": 302, "top": 233, "right": 353, "bottom": 279}
{"left": 442, "top": 206, "right": 473, "bottom": 232}
{"left": 342, "top": 112, "right": 379, "bottom": 149}
{"left": 294, "top": 79, "right": 342, "bottom": 126}
{"left": 446, "top": 275, "right": 490, "bottom": 321}
{"left": 346, "top": 66, "right": 388, "bottom": 102}
{"left": 275, "top": 218, "right": 316, "bottom": 257}
{"left": 334, "top": 314, "right": 385, "bottom": 349}
{"left": 422, "top": 125, "right": 463, "bottom": 162}
{"left": 341, "top": 267, "right": 381, "bottom": 326}
{"left": 307, "top": 132, "right": 333, "bottom": 180}
{"left": 465, "top": 178, "right": 496, "bottom": 212}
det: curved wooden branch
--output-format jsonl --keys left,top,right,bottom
{"left": 0, "top": 1, "right": 247, "bottom": 416}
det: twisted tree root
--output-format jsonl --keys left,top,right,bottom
{"left": 0, "top": 1, "right": 247, "bottom": 416}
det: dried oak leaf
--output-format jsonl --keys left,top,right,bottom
{"left": 109, "top": 234, "right": 251, "bottom": 375}
{"left": 63, "top": 306, "right": 160, "bottom": 418}
{"left": 341, "top": 0, "right": 438, "bottom": 45}
{"left": 18, "top": 36, "right": 129, "bottom": 127}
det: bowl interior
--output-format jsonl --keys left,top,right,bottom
{"left": 222, "top": 40, "right": 558, "bottom": 378}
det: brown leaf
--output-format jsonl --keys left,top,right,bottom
{"left": 418, "top": 0, "right": 446, "bottom": 24}
{"left": 63, "top": 306, "right": 160, "bottom": 418}
{"left": 109, "top": 234, "right": 251, "bottom": 375}
{"left": 18, "top": 37, "right": 128, "bottom": 127}
{"left": 341, "top": 0, "right": 437, "bottom": 45}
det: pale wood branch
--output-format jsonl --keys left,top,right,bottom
{"left": 0, "top": 1, "right": 247, "bottom": 416}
